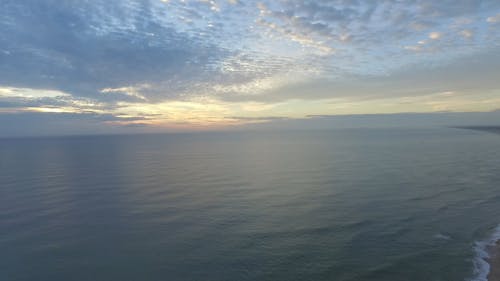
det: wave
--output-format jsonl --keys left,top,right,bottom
{"left": 470, "top": 224, "right": 500, "bottom": 281}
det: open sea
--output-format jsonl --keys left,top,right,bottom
{"left": 1, "top": 127, "right": 500, "bottom": 281}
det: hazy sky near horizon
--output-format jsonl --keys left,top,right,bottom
{"left": 1, "top": 0, "right": 500, "bottom": 134}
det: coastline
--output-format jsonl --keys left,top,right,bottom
{"left": 472, "top": 225, "right": 500, "bottom": 281}
{"left": 488, "top": 241, "right": 500, "bottom": 281}
{"left": 453, "top": 126, "right": 500, "bottom": 135}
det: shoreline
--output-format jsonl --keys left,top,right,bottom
{"left": 452, "top": 126, "right": 500, "bottom": 135}
{"left": 473, "top": 225, "right": 500, "bottom": 281}
{"left": 488, "top": 241, "right": 500, "bottom": 281}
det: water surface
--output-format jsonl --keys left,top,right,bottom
{"left": 1, "top": 128, "right": 500, "bottom": 281}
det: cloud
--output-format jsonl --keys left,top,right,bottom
{"left": 429, "top": 32, "right": 442, "bottom": 39}
{"left": 100, "top": 86, "right": 149, "bottom": 102}
{"left": 0, "top": 112, "right": 154, "bottom": 137}
{"left": 0, "top": 86, "right": 106, "bottom": 113}
{"left": 0, "top": 0, "right": 229, "bottom": 103}
{"left": 2, "top": 0, "right": 499, "bottom": 104}
{"left": 460, "top": 29, "right": 474, "bottom": 39}
{"left": 0, "top": 87, "right": 69, "bottom": 98}
{"left": 1, "top": 0, "right": 500, "bottom": 135}
{"left": 241, "top": 111, "right": 500, "bottom": 131}
{"left": 225, "top": 116, "right": 289, "bottom": 122}
{"left": 487, "top": 13, "right": 500, "bottom": 23}
{"left": 217, "top": 46, "right": 500, "bottom": 104}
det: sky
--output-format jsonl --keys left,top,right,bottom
{"left": 1, "top": 0, "right": 500, "bottom": 136}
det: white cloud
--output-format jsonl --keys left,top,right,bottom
{"left": 100, "top": 86, "right": 149, "bottom": 101}
{"left": 429, "top": 32, "right": 442, "bottom": 40}
{"left": 404, "top": 45, "right": 423, "bottom": 52}
{"left": 460, "top": 29, "right": 473, "bottom": 39}
{"left": 0, "top": 87, "right": 69, "bottom": 98}
{"left": 487, "top": 13, "right": 500, "bottom": 23}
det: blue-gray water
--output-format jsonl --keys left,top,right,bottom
{"left": 1, "top": 128, "right": 500, "bottom": 281}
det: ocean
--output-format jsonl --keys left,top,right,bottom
{"left": 1, "top": 127, "right": 500, "bottom": 281}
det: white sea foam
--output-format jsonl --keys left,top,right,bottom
{"left": 433, "top": 233, "right": 451, "bottom": 240}
{"left": 470, "top": 224, "right": 500, "bottom": 281}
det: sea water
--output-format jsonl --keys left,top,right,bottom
{"left": 1, "top": 128, "right": 500, "bottom": 281}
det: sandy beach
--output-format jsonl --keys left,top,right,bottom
{"left": 488, "top": 242, "right": 500, "bottom": 281}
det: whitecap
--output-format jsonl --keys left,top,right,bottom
{"left": 433, "top": 233, "right": 451, "bottom": 240}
